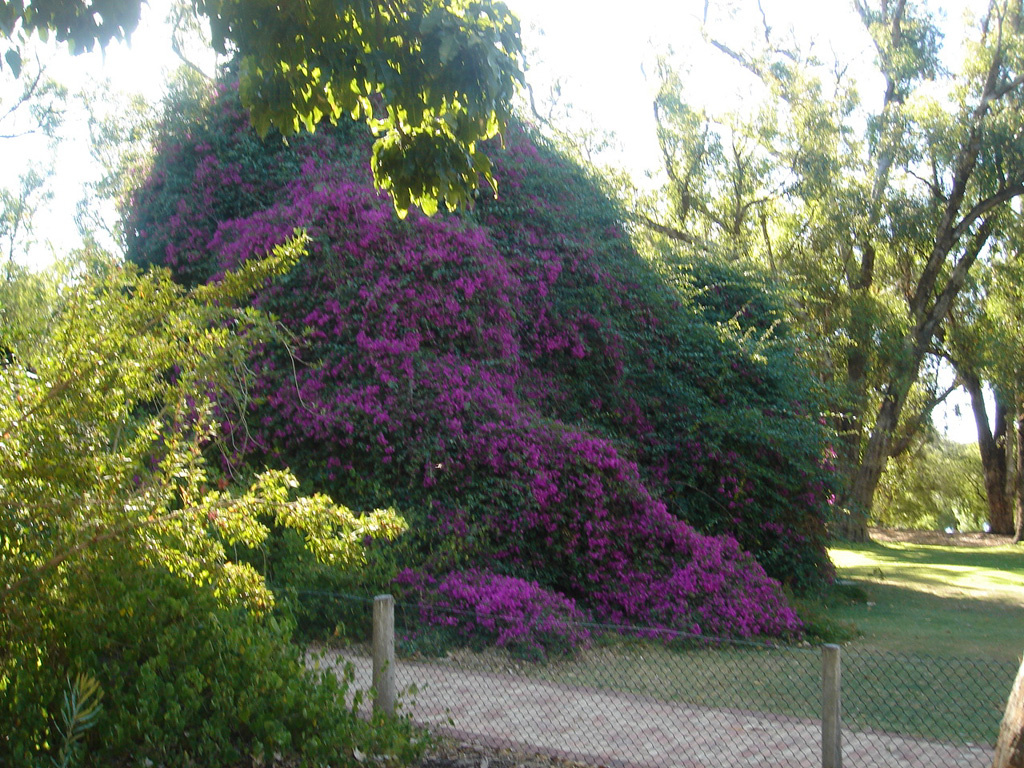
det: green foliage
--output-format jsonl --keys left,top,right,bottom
{"left": 0, "top": 247, "right": 411, "bottom": 764}
{"left": 957, "top": 247, "right": 1024, "bottom": 414}
{"left": 0, "top": 0, "right": 142, "bottom": 55}
{"left": 48, "top": 674, "right": 103, "bottom": 768}
{"left": 2, "top": 564, "right": 425, "bottom": 767}
{"left": 125, "top": 71, "right": 371, "bottom": 286}
{"left": 0, "top": 259, "right": 56, "bottom": 356}
{"left": 127, "top": 76, "right": 837, "bottom": 629}
{"left": 644, "top": 0, "right": 1024, "bottom": 528}
{"left": 0, "top": 0, "right": 523, "bottom": 216}
{"left": 260, "top": 528, "right": 403, "bottom": 643}
{"left": 0, "top": 242, "right": 404, "bottom": 624}
{"left": 874, "top": 437, "right": 988, "bottom": 531}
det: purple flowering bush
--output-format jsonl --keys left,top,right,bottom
{"left": 126, "top": 79, "right": 835, "bottom": 644}
{"left": 394, "top": 569, "right": 590, "bottom": 659}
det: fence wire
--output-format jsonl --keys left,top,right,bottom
{"left": 300, "top": 591, "right": 1016, "bottom": 768}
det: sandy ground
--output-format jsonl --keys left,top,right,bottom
{"left": 316, "top": 649, "right": 994, "bottom": 768}
{"left": 869, "top": 527, "right": 1017, "bottom": 547}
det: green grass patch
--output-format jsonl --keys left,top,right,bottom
{"left": 839, "top": 647, "right": 1012, "bottom": 744}
{"left": 828, "top": 539, "right": 1024, "bottom": 662}
{"left": 540, "top": 639, "right": 822, "bottom": 719}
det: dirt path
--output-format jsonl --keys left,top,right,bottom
{"left": 870, "top": 527, "right": 1016, "bottom": 547}
{"left": 312, "top": 649, "right": 993, "bottom": 768}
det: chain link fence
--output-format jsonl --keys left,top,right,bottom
{"left": 302, "top": 592, "right": 1015, "bottom": 768}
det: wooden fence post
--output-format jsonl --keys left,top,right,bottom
{"left": 822, "top": 643, "right": 842, "bottom": 768}
{"left": 373, "top": 593, "right": 396, "bottom": 715}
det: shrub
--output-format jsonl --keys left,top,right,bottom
{"left": 0, "top": 565, "right": 424, "bottom": 767}
{"left": 395, "top": 569, "right": 591, "bottom": 660}
{"left": 0, "top": 252, "right": 409, "bottom": 766}
{"left": 126, "top": 77, "right": 836, "bottom": 645}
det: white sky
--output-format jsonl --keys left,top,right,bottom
{"left": 0, "top": 0, "right": 986, "bottom": 441}
{"left": 511, "top": 0, "right": 878, "bottom": 171}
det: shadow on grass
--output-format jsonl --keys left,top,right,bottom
{"left": 826, "top": 567, "right": 1024, "bottom": 665}
{"left": 832, "top": 540, "right": 1024, "bottom": 610}
{"left": 846, "top": 540, "right": 1024, "bottom": 571}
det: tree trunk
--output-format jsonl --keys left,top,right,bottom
{"left": 846, "top": 337, "right": 933, "bottom": 540}
{"left": 838, "top": 347, "right": 870, "bottom": 457}
{"left": 833, "top": 505, "right": 871, "bottom": 542}
{"left": 963, "top": 371, "right": 1014, "bottom": 534}
{"left": 844, "top": 395, "right": 903, "bottom": 541}
{"left": 1015, "top": 415, "right": 1024, "bottom": 544}
{"left": 993, "top": 654, "right": 1024, "bottom": 768}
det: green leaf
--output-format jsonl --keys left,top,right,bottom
{"left": 4, "top": 48, "right": 21, "bottom": 77}
{"left": 438, "top": 34, "right": 457, "bottom": 65}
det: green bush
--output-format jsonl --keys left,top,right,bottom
{"left": 260, "top": 528, "right": 403, "bottom": 643}
{"left": 1, "top": 565, "right": 424, "bottom": 767}
{"left": 0, "top": 253, "right": 412, "bottom": 766}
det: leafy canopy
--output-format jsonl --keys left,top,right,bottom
{"left": 642, "top": 0, "right": 1024, "bottom": 536}
{"left": 0, "top": 0, "right": 523, "bottom": 216}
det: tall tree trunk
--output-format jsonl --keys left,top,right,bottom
{"left": 847, "top": 339, "right": 931, "bottom": 539}
{"left": 993, "top": 654, "right": 1024, "bottom": 768}
{"left": 838, "top": 343, "right": 870, "bottom": 494}
{"left": 1015, "top": 415, "right": 1024, "bottom": 544}
{"left": 835, "top": 291, "right": 876, "bottom": 542}
{"left": 963, "top": 370, "right": 1014, "bottom": 534}
{"left": 845, "top": 394, "right": 903, "bottom": 541}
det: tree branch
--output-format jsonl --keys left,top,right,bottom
{"left": 915, "top": 214, "right": 997, "bottom": 358}
{"left": 889, "top": 379, "right": 958, "bottom": 458}
{"left": 951, "top": 181, "right": 1024, "bottom": 247}
{"left": 636, "top": 212, "right": 695, "bottom": 244}
{"left": 708, "top": 39, "right": 764, "bottom": 81}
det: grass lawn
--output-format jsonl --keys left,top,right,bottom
{"left": 828, "top": 532, "right": 1024, "bottom": 663}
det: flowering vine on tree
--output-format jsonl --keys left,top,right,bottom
{"left": 127, "top": 79, "right": 838, "bottom": 643}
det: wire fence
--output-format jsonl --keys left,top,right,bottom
{"left": 299, "top": 591, "right": 1016, "bottom": 768}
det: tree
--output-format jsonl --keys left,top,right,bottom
{"left": 964, "top": 252, "right": 1024, "bottom": 540}
{"left": 75, "top": 79, "right": 157, "bottom": 249}
{"left": 0, "top": 0, "right": 524, "bottom": 216}
{"left": 0, "top": 51, "right": 66, "bottom": 265}
{"left": 0, "top": 167, "right": 52, "bottom": 264}
{"left": 945, "top": 286, "right": 1016, "bottom": 535}
{"left": 644, "top": 0, "right": 1024, "bottom": 539}
{"left": 965, "top": 370, "right": 1015, "bottom": 531}
{"left": 0, "top": 244, "right": 408, "bottom": 763}
{"left": 0, "top": 52, "right": 65, "bottom": 140}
